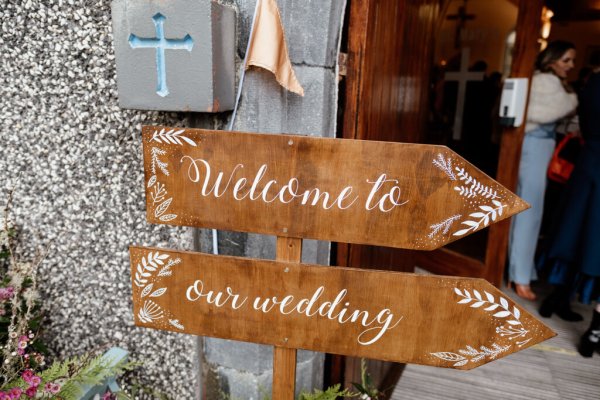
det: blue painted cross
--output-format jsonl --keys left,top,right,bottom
{"left": 128, "top": 13, "right": 194, "bottom": 97}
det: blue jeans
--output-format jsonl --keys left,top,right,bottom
{"left": 508, "top": 124, "right": 556, "bottom": 284}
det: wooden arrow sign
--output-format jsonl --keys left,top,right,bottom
{"left": 142, "top": 126, "right": 529, "bottom": 250}
{"left": 130, "top": 246, "right": 554, "bottom": 369}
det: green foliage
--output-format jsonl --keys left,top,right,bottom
{"left": 298, "top": 384, "right": 355, "bottom": 400}
{"left": 55, "top": 354, "right": 139, "bottom": 400}
{"left": 0, "top": 198, "right": 141, "bottom": 398}
{"left": 351, "top": 359, "right": 381, "bottom": 399}
{"left": 38, "top": 357, "right": 71, "bottom": 383}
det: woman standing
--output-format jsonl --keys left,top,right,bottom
{"left": 508, "top": 41, "right": 578, "bottom": 301}
{"left": 539, "top": 53, "right": 600, "bottom": 355}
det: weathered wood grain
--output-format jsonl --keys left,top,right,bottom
{"left": 130, "top": 246, "right": 555, "bottom": 369}
{"left": 272, "top": 237, "right": 302, "bottom": 400}
{"left": 142, "top": 126, "right": 528, "bottom": 250}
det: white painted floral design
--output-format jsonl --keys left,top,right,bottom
{"left": 134, "top": 251, "right": 170, "bottom": 287}
{"left": 148, "top": 147, "right": 177, "bottom": 222}
{"left": 432, "top": 153, "right": 456, "bottom": 181}
{"left": 431, "top": 343, "right": 510, "bottom": 367}
{"left": 428, "top": 153, "right": 509, "bottom": 242}
{"left": 151, "top": 128, "right": 197, "bottom": 147}
{"left": 430, "top": 287, "right": 531, "bottom": 367}
{"left": 428, "top": 215, "right": 461, "bottom": 238}
{"left": 169, "top": 319, "right": 185, "bottom": 330}
{"left": 452, "top": 200, "right": 507, "bottom": 236}
{"left": 147, "top": 128, "right": 197, "bottom": 223}
{"left": 138, "top": 300, "right": 164, "bottom": 323}
{"left": 454, "top": 167, "right": 500, "bottom": 200}
{"left": 134, "top": 251, "right": 184, "bottom": 330}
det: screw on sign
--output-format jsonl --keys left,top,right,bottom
{"left": 130, "top": 126, "right": 554, "bottom": 399}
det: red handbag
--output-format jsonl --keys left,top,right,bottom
{"left": 547, "top": 133, "right": 584, "bottom": 184}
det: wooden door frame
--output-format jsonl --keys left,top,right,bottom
{"left": 332, "top": 0, "right": 544, "bottom": 393}
{"left": 415, "top": 0, "right": 544, "bottom": 286}
{"left": 334, "top": 0, "right": 440, "bottom": 394}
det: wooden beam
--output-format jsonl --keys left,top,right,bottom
{"left": 272, "top": 237, "right": 302, "bottom": 400}
{"left": 485, "top": 0, "right": 544, "bottom": 286}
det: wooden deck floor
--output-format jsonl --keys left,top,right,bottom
{"left": 391, "top": 284, "right": 600, "bottom": 400}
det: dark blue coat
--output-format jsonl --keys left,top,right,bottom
{"left": 546, "top": 72, "right": 600, "bottom": 297}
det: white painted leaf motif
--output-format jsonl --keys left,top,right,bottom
{"left": 155, "top": 198, "right": 173, "bottom": 217}
{"left": 141, "top": 283, "right": 154, "bottom": 298}
{"left": 493, "top": 311, "right": 511, "bottom": 318}
{"left": 454, "top": 359, "right": 469, "bottom": 367}
{"left": 134, "top": 277, "right": 147, "bottom": 287}
{"left": 453, "top": 228, "right": 470, "bottom": 236}
{"left": 152, "top": 129, "right": 196, "bottom": 147}
{"left": 169, "top": 319, "right": 185, "bottom": 330}
{"left": 158, "top": 254, "right": 169, "bottom": 260}
{"left": 148, "top": 175, "right": 157, "bottom": 188}
{"left": 180, "top": 135, "right": 197, "bottom": 147}
{"left": 433, "top": 154, "right": 457, "bottom": 180}
{"left": 166, "top": 131, "right": 182, "bottom": 145}
{"left": 431, "top": 352, "right": 466, "bottom": 362}
{"left": 480, "top": 205, "right": 494, "bottom": 212}
{"left": 146, "top": 261, "right": 157, "bottom": 272}
{"left": 137, "top": 264, "right": 151, "bottom": 277}
{"left": 450, "top": 287, "right": 529, "bottom": 353}
{"left": 492, "top": 199, "right": 502, "bottom": 207}
{"left": 470, "top": 212, "right": 486, "bottom": 218}
{"left": 160, "top": 214, "right": 177, "bottom": 222}
{"left": 150, "top": 288, "right": 167, "bottom": 297}
{"left": 462, "top": 220, "right": 478, "bottom": 227}
{"left": 513, "top": 306, "right": 521, "bottom": 319}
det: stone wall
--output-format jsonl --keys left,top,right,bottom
{"left": 0, "top": 0, "right": 345, "bottom": 397}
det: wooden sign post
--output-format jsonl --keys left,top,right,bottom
{"left": 130, "top": 126, "right": 553, "bottom": 398}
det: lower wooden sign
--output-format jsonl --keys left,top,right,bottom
{"left": 130, "top": 246, "right": 555, "bottom": 369}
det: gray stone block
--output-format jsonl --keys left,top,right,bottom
{"left": 281, "top": 0, "right": 346, "bottom": 68}
{"left": 112, "top": 0, "right": 235, "bottom": 111}
{"left": 233, "top": 66, "right": 337, "bottom": 137}
{"left": 236, "top": 0, "right": 346, "bottom": 67}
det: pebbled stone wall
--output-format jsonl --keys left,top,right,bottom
{"left": 0, "top": 0, "right": 345, "bottom": 398}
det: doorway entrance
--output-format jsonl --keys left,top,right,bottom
{"left": 332, "top": 0, "right": 545, "bottom": 393}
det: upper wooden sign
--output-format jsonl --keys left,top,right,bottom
{"left": 130, "top": 246, "right": 555, "bottom": 369}
{"left": 142, "top": 126, "right": 528, "bottom": 250}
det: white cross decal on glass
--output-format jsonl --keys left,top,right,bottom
{"left": 445, "top": 48, "right": 484, "bottom": 140}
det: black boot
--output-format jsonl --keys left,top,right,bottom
{"left": 538, "top": 286, "right": 583, "bottom": 322}
{"left": 579, "top": 309, "right": 600, "bottom": 357}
